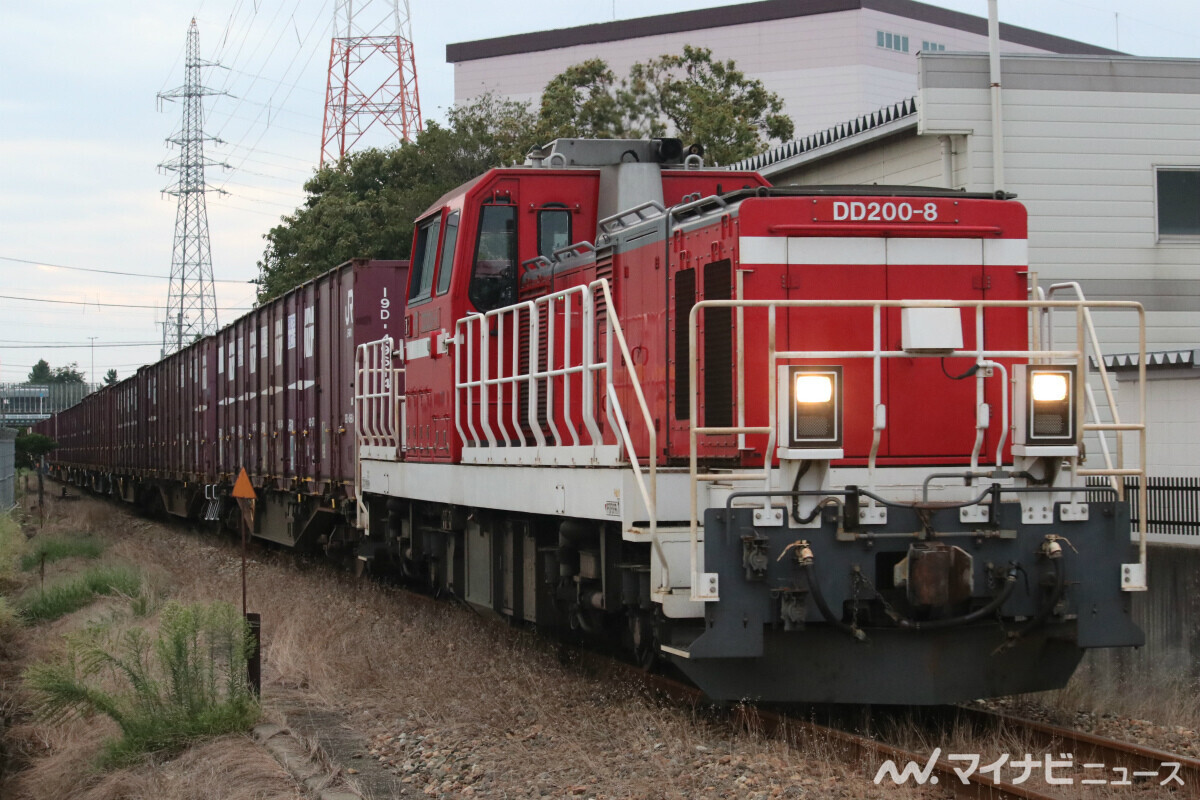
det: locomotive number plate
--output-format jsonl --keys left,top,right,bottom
{"left": 827, "top": 200, "right": 943, "bottom": 223}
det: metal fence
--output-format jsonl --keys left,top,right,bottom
{"left": 0, "top": 427, "right": 15, "bottom": 510}
{"left": 1088, "top": 476, "right": 1200, "bottom": 544}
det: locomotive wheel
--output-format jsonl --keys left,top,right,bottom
{"left": 630, "top": 612, "right": 660, "bottom": 671}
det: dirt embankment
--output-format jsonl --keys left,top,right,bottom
{"left": 2, "top": 492, "right": 941, "bottom": 799}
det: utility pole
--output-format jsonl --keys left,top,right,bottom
{"left": 158, "top": 19, "right": 229, "bottom": 356}
{"left": 320, "top": 0, "right": 422, "bottom": 166}
{"left": 87, "top": 336, "right": 97, "bottom": 389}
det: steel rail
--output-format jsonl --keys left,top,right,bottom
{"left": 953, "top": 705, "right": 1200, "bottom": 791}
{"left": 629, "top": 669, "right": 1061, "bottom": 800}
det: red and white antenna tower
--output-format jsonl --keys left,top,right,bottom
{"left": 320, "top": 0, "right": 422, "bottom": 165}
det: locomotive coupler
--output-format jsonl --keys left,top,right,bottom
{"left": 894, "top": 542, "right": 974, "bottom": 609}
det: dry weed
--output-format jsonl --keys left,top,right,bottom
{"left": 1035, "top": 658, "right": 1200, "bottom": 731}
{"left": 3, "top": 716, "right": 114, "bottom": 799}
{"left": 71, "top": 736, "right": 303, "bottom": 800}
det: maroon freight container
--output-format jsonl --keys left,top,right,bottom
{"left": 41, "top": 258, "right": 407, "bottom": 512}
{"left": 238, "top": 258, "right": 408, "bottom": 496}
{"left": 115, "top": 375, "right": 138, "bottom": 475}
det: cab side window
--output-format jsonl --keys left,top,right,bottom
{"left": 435, "top": 211, "right": 460, "bottom": 296}
{"left": 537, "top": 205, "right": 571, "bottom": 259}
{"left": 469, "top": 205, "right": 517, "bottom": 311}
{"left": 408, "top": 215, "right": 442, "bottom": 303}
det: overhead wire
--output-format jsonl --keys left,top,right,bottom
{"left": 0, "top": 293, "right": 253, "bottom": 312}
{"left": 0, "top": 342, "right": 163, "bottom": 349}
{"left": 210, "top": 0, "right": 297, "bottom": 138}
{"left": 215, "top": 6, "right": 331, "bottom": 191}
{"left": 0, "top": 255, "right": 255, "bottom": 284}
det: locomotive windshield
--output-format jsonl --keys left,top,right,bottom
{"left": 470, "top": 204, "right": 517, "bottom": 311}
{"left": 436, "top": 211, "right": 460, "bottom": 295}
{"left": 408, "top": 215, "right": 442, "bottom": 303}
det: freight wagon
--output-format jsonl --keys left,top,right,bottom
{"left": 41, "top": 258, "right": 406, "bottom": 549}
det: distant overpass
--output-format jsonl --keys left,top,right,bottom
{"left": 0, "top": 383, "right": 96, "bottom": 430}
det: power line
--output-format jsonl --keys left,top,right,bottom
{"left": 217, "top": 9, "right": 330, "bottom": 189}
{"left": 211, "top": 0, "right": 296, "bottom": 139}
{"left": 0, "top": 343, "right": 160, "bottom": 347}
{"left": 0, "top": 255, "right": 254, "bottom": 284}
{"left": 0, "top": 293, "right": 253, "bottom": 311}
{"left": 0, "top": 341, "right": 162, "bottom": 349}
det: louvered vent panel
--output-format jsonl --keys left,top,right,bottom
{"left": 703, "top": 260, "right": 733, "bottom": 429}
{"left": 674, "top": 268, "right": 696, "bottom": 421}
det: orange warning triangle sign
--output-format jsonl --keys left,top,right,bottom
{"left": 232, "top": 468, "right": 256, "bottom": 499}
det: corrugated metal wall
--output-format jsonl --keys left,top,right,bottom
{"left": 0, "top": 428, "right": 15, "bottom": 509}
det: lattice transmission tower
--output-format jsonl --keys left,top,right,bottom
{"left": 158, "top": 18, "right": 228, "bottom": 356}
{"left": 320, "top": 0, "right": 422, "bottom": 165}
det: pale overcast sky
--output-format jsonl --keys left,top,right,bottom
{"left": 0, "top": 0, "right": 1197, "bottom": 385}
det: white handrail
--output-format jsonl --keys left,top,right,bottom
{"left": 450, "top": 279, "right": 658, "bottom": 534}
{"left": 354, "top": 336, "right": 404, "bottom": 520}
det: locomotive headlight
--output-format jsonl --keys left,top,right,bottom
{"left": 1031, "top": 372, "right": 1068, "bottom": 403}
{"left": 794, "top": 374, "right": 833, "bottom": 404}
{"left": 1017, "top": 366, "right": 1076, "bottom": 449}
{"left": 777, "top": 365, "right": 843, "bottom": 459}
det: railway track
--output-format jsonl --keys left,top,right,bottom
{"left": 616, "top": 658, "right": 1198, "bottom": 798}
{"left": 948, "top": 705, "right": 1199, "bottom": 795}
{"left": 309, "top": 547, "right": 1200, "bottom": 798}
{"left": 634, "top": 670, "right": 1062, "bottom": 800}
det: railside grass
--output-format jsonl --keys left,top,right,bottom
{"left": 24, "top": 600, "right": 260, "bottom": 767}
{"left": 0, "top": 511, "right": 28, "bottom": 588}
{"left": 20, "top": 534, "right": 105, "bottom": 571}
{"left": 0, "top": 595, "right": 19, "bottom": 646}
{"left": 19, "top": 565, "right": 142, "bottom": 623}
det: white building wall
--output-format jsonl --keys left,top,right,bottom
{"left": 1117, "top": 370, "right": 1200, "bottom": 479}
{"left": 918, "top": 55, "right": 1200, "bottom": 353}
{"left": 453, "top": 8, "right": 1046, "bottom": 142}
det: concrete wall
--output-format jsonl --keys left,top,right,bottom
{"left": 0, "top": 428, "right": 15, "bottom": 510}
{"left": 1087, "top": 545, "right": 1200, "bottom": 682}
{"left": 778, "top": 126, "right": 946, "bottom": 187}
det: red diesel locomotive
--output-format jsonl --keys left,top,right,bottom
{"left": 42, "top": 138, "right": 1149, "bottom": 704}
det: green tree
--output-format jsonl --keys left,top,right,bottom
{"left": 622, "top": 46, "right": 793, "bottom": 165}
{"left": 15, "top": 432, "right": 57, "bottom": 469}
{"left": 255, "top": 94, "right": 537, "bottom": 302}
{"left": 254, "top": 52, "right": 792, "bottom": 299}
{"left": 103, "top": 369, "right": 118, "bottom": 386}
{"left": 535, "top": 59, "right": 624, "bottom": 141}
{"left": 50, "top": 363, "right": 85, "bottom": 384}
{"left": 25, "top": 360, "right": 86, "bottom": 385}
{"left": 535, "top": 48, "right": 794, "bottom": 164}
{"left": 27, "top": 360, "right": 52, "bottom": 384}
